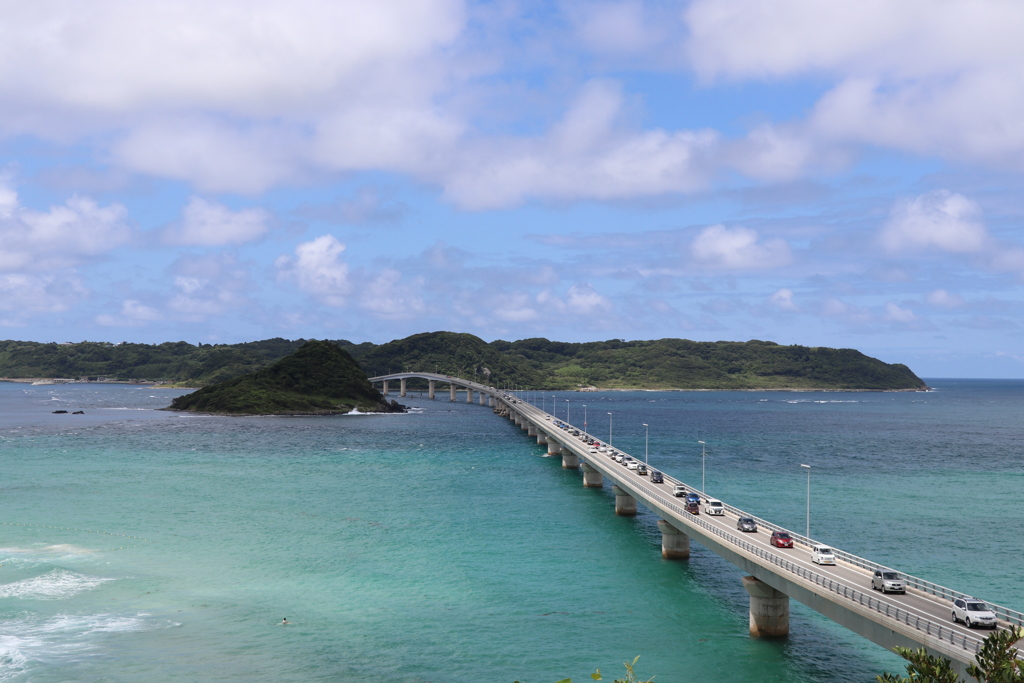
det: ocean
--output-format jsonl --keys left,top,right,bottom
{"left": 1, "top": 379, "right": 1022, "bottom": 682}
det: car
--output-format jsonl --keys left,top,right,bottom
{"left": 811, "top": 545, "right": 836, "bottom": 565}
{"left": 737, "top": 517, "right": 758, "bottom": 532}
{"left": 672, "top": 484, "right": 687, "bottom": 497}
{"left": 770, "top": 530, "right": 794, "bottom": 548}
{"left": 952, "top": 598, "right": 998, "bottom": 629}
{"left": 614, "top": 454, "right": 625, "bottom": 463}
{"left": 684, "top": 493, "right": 701, "bottom": 507}
{"left": 684, "top": 500, "right": 700, "bottom": 514}
{"left": 627, "top": 461, "right": 640, "bottom": 470}
{"left": 703, "top": 498, "right": 725, "bottom": 515}
{"left": 588, "top": 447, "right": 598, "bottom": 454}
{"left": 871, "top": 570, "right": 906, "bottom": 594}
{"left": 650, "top": 471, "right": 664, "bottom": 483}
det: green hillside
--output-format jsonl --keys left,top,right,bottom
{"left": 0, "top": 332, "right": 928, "bottom": 391}
{"left": 167, "top": 340, "right": 403, "bottom": 415}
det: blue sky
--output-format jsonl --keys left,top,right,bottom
{"left": 2, "top": 0, "right": 1024, "bottom": 378}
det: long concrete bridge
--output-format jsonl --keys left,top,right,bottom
{"left": 370, "top": 372, "right": 1023, "bottom": 675}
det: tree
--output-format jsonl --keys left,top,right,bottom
{"left": 877, "top": 626, "right": 1024, "bottom": 683}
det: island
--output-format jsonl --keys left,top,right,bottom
{"left": 1, "top": 332, "right": 927, "bottom": 392}
{"left": 166, "top": 340, "right": 405, "bottom": 415}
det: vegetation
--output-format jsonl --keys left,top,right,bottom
{"left": 877, "top": 626, "right": 1024, "bottom": 682}
{"left": 167, "top": 340, "right": 403, "bottom": 415}
{"left": 0, "top": 331, "right": 927, "bottom": 391}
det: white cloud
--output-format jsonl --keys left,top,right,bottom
{"left": 926, "top": 289, "right": 966, "bottom": 308}
{"left": 0, "top": 272, "right": 87, "bottom": 313}
{"left": 685, "top": 0, "right": 1024, "bottom": 169}
{"left": 690, "top": 224, "right": 792, "bottom": 269}
{"left": 164, "top": 197, "right": 270, "bottom": 246}
{"left": 769, "top": 288, "right": 798, "bottom": 312}
{"left": 358, "top": 269, "right": 426, "bottom": 320}
{"left": 565, "top": 283, "right": 612, "bottom": 315}
{"left": 0, "top": 182, "right": 131, "bottom": 271}
{"left": 276, "top": 234, "right": 350, "bottom": 306}
{"left": 879, "top": 190, "right": 988, "bottom": 254}
{"left": 883, "top": 302, "right": 918, "bottom": 323}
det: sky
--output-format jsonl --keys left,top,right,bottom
{"left": 2, "top": 1, "right": 1024, "bottom": 378}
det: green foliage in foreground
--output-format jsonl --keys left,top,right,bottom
{"left": 877, "top": 626, "right": 1024, "bottom": 682}
{"left": 167, "top": 340, "right": 401, "bottom": 415}
{"left": 515, "top": 655, "right": 654, "bottom": 683}
{"left": 0, "top": 331, "right": 927, "bottom": 391}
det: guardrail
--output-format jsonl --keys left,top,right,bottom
{"left": 497, "top": 396, "right": 1024, "bottom": 649}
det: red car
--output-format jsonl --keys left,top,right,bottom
{"left": 684, "top": 500, "right": 700, "bottom": 514}
{"left": 770, "top": 530, "right": 793, "bottom": 548}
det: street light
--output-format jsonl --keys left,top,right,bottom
{"left": 608, "top": 412, "right": 613, "bottom": 446}
{"left": 552, "top": 395, "right": 556, "bottom": 419}
{"left": 643, "top": 423, "right": 649, "bottom": 465}
{"left": 698, "top": 440, "right": 706, "bottom": 493}
{"left": 565, "top": 399, "right": 570, "bottom": 425}
{"left": 583, "top": 404, "right": 587, "bottom": 434}
{"left": 801, "top": 464, "right": 811, "bottom": 538}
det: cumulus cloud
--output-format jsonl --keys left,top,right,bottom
{"left": 690, "top": 224, "right": 792, "bottom": 269}
{"left": 878, "top": 190, "right": 988, "bottom": 254}
{"left": 769, "top": 288, "right": 798, "bottom": 312}
{"left": 163, "top": 197, "right": 270, "bottom": 246}
{"left": 685, "top": 0, "right": 1024, "bottom": 169}
{"left": 358, "top": 268, "right": 426, "bottom": 320}
{"left": 883, "top": 302, "right": 917, "bottom": 323}
{"left": 926, "top": 289, "right": 966, "bottom": 308}
{"left": 0, "top": 272, "right": 87, "bottom": 313}
{"left": 0, "top": 182, "right": 131, "bottom": 271}
{"left": 275, "top": 234, "right": 350, "bottom": 306}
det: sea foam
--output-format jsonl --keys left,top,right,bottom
{"left": 0, "top": 569, "right": 112, "bottom": 600}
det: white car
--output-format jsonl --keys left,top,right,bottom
{"left": 672, "top": 484, "right": 687, "bottom": 497}
{"left": 627, "top": 461, "right": 640, "bottom": 470}
{"left": 952, "top": 598, "right": 998, "bottom": 629}
{"left": 598, "top": 447, "right": 608, "bottom": 453}
{"left": 811, "top": 545, "right": 836, "bottom": 565}
{"left": 588, "top": 447, "right": 598, "bottom": 454}
{"left": 703, "top": 498, "right": 725, "bottom": 515}
{"left": 614, "top": 454, "right": 625, "bottom": 463}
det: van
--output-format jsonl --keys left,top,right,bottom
{"left": 811, "top": 545, "right": 836, "bottom": 565}
{"left": 672, "top": 484, "right": 686, "bottom": 497}
{"left": 703, "top": 498, "right": 725, "bottom": 515}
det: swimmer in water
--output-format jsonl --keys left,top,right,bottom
{"left": 280, "top": 617, "right": 288, "bottom": 625}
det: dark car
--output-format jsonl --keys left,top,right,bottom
{"left": 637, "top": 464, "right": 648, "bottom": 475}
{"left": 685, "top": 493, "right": 701, "bottom": 507}
{"left": 737, "top": 517, "right": 758, "bottom": 532}
{"left": 650, "top": 471, "right": 664, "bottom": 484}
{"left": 684, "top": 500, "right": 700, "bottom": 514}
{"left": 770, "top": 530, "right": 794, "bottom": 548}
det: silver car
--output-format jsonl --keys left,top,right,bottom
{"left": 952, "top": 598, "right": 998, "bottom": 629}
{"left": 871, "top": 570, "right": 906, "bottom": 594}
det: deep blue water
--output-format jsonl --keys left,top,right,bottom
{"left": 0, "top": 379, "right": 1021, "bottom": 681}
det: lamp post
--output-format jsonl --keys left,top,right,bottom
{"left": 552, "top": 395, "right": 556, "bottom": 419}
{"left": 583, "top": 404, "right": 587, "bottom": 434}
{"left": 565, "top": 399, "right": 570, "bottom": 425}
{"left": 801, "top": 464, "right": 811, "bottom": 538}
{"left": 698, "top": 440, "right": 706, "bottom": 493}
{"left": 643, "top": 423, "right": 649, "bottom": 465}
{"left": 608, "top": 412, "right": 613, "bottom": 446}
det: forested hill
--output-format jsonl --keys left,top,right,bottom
{"left": 0, "top": 333, "right": 927, "bottom": 391}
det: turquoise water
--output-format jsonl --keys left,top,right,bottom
{"left": 1, "top": 380, "right": 1022, "bottom": 681}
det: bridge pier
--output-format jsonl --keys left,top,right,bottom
{"left": 400, "top": 378, "right": 407, "bottom": 397}
{"left": 742, "top": 576, "right": 790, "bottom": 638}
{"left": 527, "top": 423, "right": 537, "bottom": 436}
{"left": 382, "top": 379, "right": 389, "bottom": 396}
{"left": 450, "top": 384, "right": 456, "bottom": 402}
{"left": 581, "top": 462, "right": 603, "bottom": 488}
{"left": 467, "top": 389, "right": 473, "bottom": 403}
{"left": 612, "top": 484, "right": 637, "bottom": 516}
{"left": 428, "top": 380, "right": 435, "bottom": 399}
{"left": 536, "top": 431, "right": 547, "bottom": 445}
{"left": 561, "top": 447, "right": 579, "bottom": 469}
{"left": 657, "top": 520, "right": 690, "bottom": 559}
{"left": 546, "top": 438, "right": 561, "bottom": 455}
{"left": 479, "top": 392, "right": 485, "bottom": 405}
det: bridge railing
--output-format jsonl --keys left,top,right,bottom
{"left": 619, "top": 478, "right": 990, "bottom": 657}
{"left": 501, "top": 397, "right": 1024, "bottom": 632}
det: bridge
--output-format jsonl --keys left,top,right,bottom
{"left": 370, "top": 372, "right": 1023, "bottom": 676}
